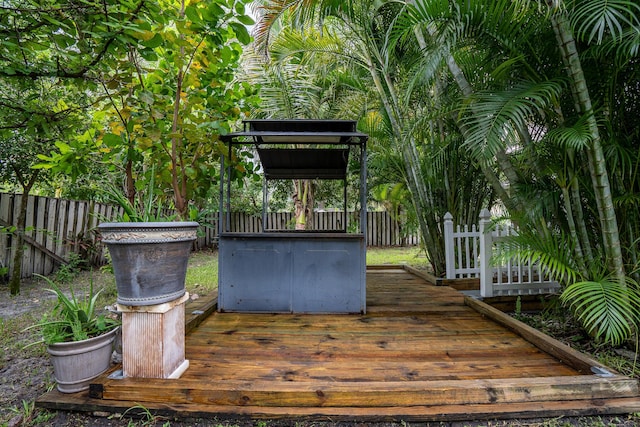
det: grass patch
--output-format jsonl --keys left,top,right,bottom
{"left": 185, "top": 249, "right": 218, "bottom": 295}
{"left": 366, "top": 246, "right": 430, "bottom": 269}
{"left": 0, "top": 315, "right": 49, "bottom": 361}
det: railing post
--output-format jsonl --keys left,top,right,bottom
{"left": 444, "top": 212, "right": 455, "bottom": 279}
{"left": 479, "top": 208, "right": 493, "bottom": 297}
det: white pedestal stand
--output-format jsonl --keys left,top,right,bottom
{"left": 117, "top": 293, "right": 189, "bottom": 379}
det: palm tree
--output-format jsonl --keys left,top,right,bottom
{"left": 241, "top": 25, "right": 369, "bottom": 229}
{"left": 251, "top": 0, "right": 493, "bottom": 274}
{"left": 397, "top": 0, "right": 640, "bottom": 343}
{"left": 545, "top": 0, "right": 627, "bottom": 283}
{"left": 251, "top": 0, "right": 640, "bottom": 344}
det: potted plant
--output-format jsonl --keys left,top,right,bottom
{"left": 98, "top": 181, "right": 198, "bottom": 306}
{"left": 25, "top": 275, "right": 119, "bottom": 393}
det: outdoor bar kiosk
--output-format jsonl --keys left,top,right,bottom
{"left": 218, "top": 119, "right": 368, "bottom": 313}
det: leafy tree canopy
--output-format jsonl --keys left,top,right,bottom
{"left": 3, "top": 0, "right": 260, "bottom": 219}
{"left": 1, "top": 0, "right": 258, "bottom": 294}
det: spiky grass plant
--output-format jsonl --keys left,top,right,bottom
{"left": 24, "top": 275, "right": 119, "bottom": 346}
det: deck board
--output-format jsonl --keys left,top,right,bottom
{"left": 37, "top": 267, "right": 640, "bottom": 422}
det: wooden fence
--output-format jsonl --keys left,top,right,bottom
{"left": 443, "top": 209, "right": 560, "bottom": 297}
{"left": 211, "top": 211, "right": 419, "bottom": 247}
{"left": 1, "top": 193, "right": 418, "bottom": 280}
{"left": 0, "top": 193, "right": 124, "bottom": 280}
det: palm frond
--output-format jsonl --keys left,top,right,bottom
{"left": 614, "top": 192, "right": 640, "bottom": 209}
{"left": 570, "top": 0, "right": 640, "bottom": 44}
{"left": 461, "top": 80, "right": 563, "bottom": 162}
{"left": 252, "top": 0, "right": 316, "bottom": 56}
{"left": 491, "top": 227, "right": 581, "bottom": 286}
{"left": 543, "top": 113, "right": 592, "bottom": 151}
{"left": 561, "top": 276, "right": 640, "bottom": 346}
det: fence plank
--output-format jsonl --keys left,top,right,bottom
{"left": 25, "top": 196, "right": 37, "bottom": 277}
{"left": 12, "top": 194, "right": 23, "bottom": 277}
{"left": 34, "top": 196, "right": 47, "bottom": 275}
{"left": 44, "top": 197, "right": 58, "bottom": 275}
{"left": 0, "top": 193, "right": 11, "bottom": 275}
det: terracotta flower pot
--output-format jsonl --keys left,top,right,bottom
{"left": 98, "top": 222, "right": 198, "bottom": 306}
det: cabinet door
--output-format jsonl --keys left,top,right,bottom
{"left": 292, "top": 238, "right": 364, "bottom": 313}
{"left": 219, "top": 238, "right": 292, "bottom": 312}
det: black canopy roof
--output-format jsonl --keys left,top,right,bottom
{"left": 257, "top": 148, "right": 349, "bottom": 180}
{"left": 220, "top": 119, "right": 368, "bottom": 180}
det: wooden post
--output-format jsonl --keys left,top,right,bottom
{"left": 443, "top": 212, "right": 455, "bottom": 279}
{"left": 118, "top": 293, "right": 190, "bottom": 379}
{"left": 479, "top": 209, "right": 493, "bottom": 297}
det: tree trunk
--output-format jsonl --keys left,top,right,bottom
{"left": 170, "top": 0, "right": 188, "bottom": 220}
{"left": 293, "top": 179, "right": 314, "bottom": 230}
{"left": 549, "top": 3, "right": 624, "bottom": 283}
{"left": 8, "top": 170, "right": 39, "bottom": 295}
{"left": 363, "top": 46, "right": 447, "bottom": 273}
{"left": 560, "top": 183, "right": 588, "bottom": 277}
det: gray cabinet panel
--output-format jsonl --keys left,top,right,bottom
{"left": 219, "top": 239, "right": 292, "bottom": 312}
{"left": 219, "top": 234, "right": 365, "bottom": 313}
{"left": 292, "top": 240, "right": 363, "bottom": 312}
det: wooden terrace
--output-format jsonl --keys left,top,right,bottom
{"left": 37, "top": 267, "right": 640, "bottom": 423}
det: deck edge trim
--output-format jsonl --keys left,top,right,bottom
{"left": 463, "top": 294, "right": 620, "bottom": 376}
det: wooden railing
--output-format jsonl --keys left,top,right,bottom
{"left": 443, "top": 209, "right": 560, "bottom": 297}
{"left": 1, "top": 193, "right": 419, "bottom": 279}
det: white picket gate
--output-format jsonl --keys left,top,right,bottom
{"left": 444, "top": 209, "right": 560, "bottom": 297}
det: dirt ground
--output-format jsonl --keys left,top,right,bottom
{"left": 1, "top": 274, "right": 639, "bottom": 427}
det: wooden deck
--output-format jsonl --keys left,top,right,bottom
{"left": 37, "top": 267, "right": 640, "bottom": 423}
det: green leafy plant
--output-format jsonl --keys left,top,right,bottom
{"left": 561, "top": 276, "right": 640, "bottom": 346}
{"left": 514, "top": 296, "right": 523, "bottom": 319}
{"left": 491, "top": 226, "right": 581, "bottom": 286}
{"left": 492, "top": 225, "right": 640, "bottom": 346}
{"left": 54, "top": 252, "right": 86, "bottom": 284}
{"left": 24, "top": 275, "right": 119, "bottom": 345}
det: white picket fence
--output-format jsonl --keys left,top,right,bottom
{"left": 444, "top": 209, "right": 560, "bottom": 297}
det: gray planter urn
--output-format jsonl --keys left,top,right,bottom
{"left": 98, "top": 222, "right": 199, "bottom": 306}
{"left": 47, "top": 327, "right": 118, "bottom": 393}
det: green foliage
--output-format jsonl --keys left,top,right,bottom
{"left": 0, "top": 0, "right": 159, "bottom": 79}
{"left": 561, "top": 276, "right": 640, "bottom": 346}
{"left": 0, "top": 0, "right": 161, "bottom": 190}
{"left": 514, "top": 296, "right": 523, "bottom": 319}
{"left": 24, "top": 0, "right": 259, "bottom": 219}
{"left": 24, "top": 275, "right": 119, "bottom": 345}
{"left": 89, "top": 0, "right": 258, "bottom": 219}
{"left": 493, "top": 225, "right": 640, "bottom": 346}
{"left": 121, "top": 403, "right": 169, "bottom": 427}
{"left": 570, "top": 0, "right": 640, "bottom": 44}
{"left": 462, "top": 80, "right": 565, "bottom": 163}
{"left": 492, "top": 227, "right": 581, "bottom": 286}
{"left": 7, "top": 400, "right": 55, "bottom": 427}
{"left": 54, "top": 253, "right": 86, "bottom": 284}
